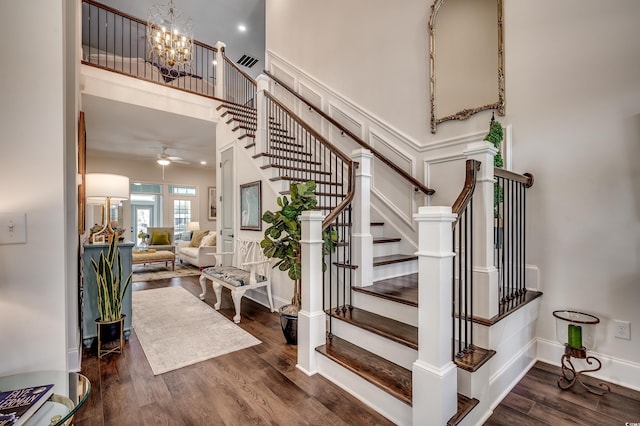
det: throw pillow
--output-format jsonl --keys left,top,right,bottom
{"left": 151, "top": 231, "right": 170, "bottom": 245}
{"left": 190, "top": 230, "right": 209, "bottom": 247}
{"left": 200, "top": 233, "right": 217, "bottom": 247}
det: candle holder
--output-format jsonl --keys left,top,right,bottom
{"left": 552, "top": 310, "right": 610, "bottom": 395}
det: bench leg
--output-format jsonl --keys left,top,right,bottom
{"left": 212, "top": 282, "right": 222, "bottom": 311}
{"left": 266, "top": 283, "right": 275, "bottom": 313}
{"left": 231, "top": 288, "right": 247, "bottom": 324}
{"left": 198, "top": 275, "right": 208, "bottom": 300}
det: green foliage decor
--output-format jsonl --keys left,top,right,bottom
{"left": 91, "top": 236, "right": 132, "bottom": 322}
{"left": 261, "top": 181, "right": 337, "bottom": 310}
{"left": 484, "top": 115, "right": 504, "bottom": 218}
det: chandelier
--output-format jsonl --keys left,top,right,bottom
{"left": 147, "top": 0, "right": 194, "bottom": 73}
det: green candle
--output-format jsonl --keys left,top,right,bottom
{"left": 568, "top": 324, "right": 582, "bottom": 349}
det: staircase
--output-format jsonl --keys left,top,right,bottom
{"left": 217, "top": 97, "right": 486, "bottom": 425}
{"left": 217, "top": 71, "right": 539, "bottom": 425}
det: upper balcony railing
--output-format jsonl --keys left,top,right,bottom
{"left": 81, "top": 0, "right": 255, "bottom": 106}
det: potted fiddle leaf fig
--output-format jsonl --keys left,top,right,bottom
{"left": 91, "top": 235, "right": 132, "bottom": 356}
{"left": 261, "top": 180, "right": 337, "bottom": 344}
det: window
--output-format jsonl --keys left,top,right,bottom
{"left": 168, "top": 185, "right": 196, "bottom": 196}
{"left": 173, "top": 199, "right": 192, "bottom": 238}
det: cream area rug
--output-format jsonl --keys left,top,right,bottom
{"left": 132, "top": 263, "right": 201, "bottom": 282}
{"left": 132, "top": 286, "right": 261, "bottom": 375}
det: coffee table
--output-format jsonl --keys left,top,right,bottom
{"left": 132, "top": 249, "right": 175, "bottom": 270}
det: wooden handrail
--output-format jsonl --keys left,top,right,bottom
{"left": 494, "top": 168, "right": 534, "bottom": 188}
{"left": 82, "top": 0, "right": 219, "bottom": 53}
{"left": 263, "top": 70, "right": 435, "bottom": 196}
{"left": 264, "top": 91, "right": 355, "bottom": 229}
{"left": 222, "top": 52, "right": 257, "bottom": 88}
{"left": 451, "top": 160, "right": 481, "bottom": 227}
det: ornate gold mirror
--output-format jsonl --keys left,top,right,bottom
{"left": 429, "top": 0, "right": 505, "bottom": 133}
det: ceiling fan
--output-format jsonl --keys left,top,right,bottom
{"left": 156, "top": 146, "right": 190, "bottom": 165}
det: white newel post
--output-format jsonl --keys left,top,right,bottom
{"left": 463, "top": 142, "right": 499, "bottom": 320}
{"left": 413, "top": 206, "right": 457, "bottom": 426}
{"left": 350, "top": 148, "right": 373, "bottom": 287}
{"left": 255, "top": 75, "right": 270, "bottom": 155}
{"left": 214, "top": 41, "right": 225, "bottom": 99}
{"left": 297, "top": 210, "right": 326, "bottom": 375}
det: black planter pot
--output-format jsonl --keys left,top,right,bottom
{"left": 95, "top": 315, "right": 125, "bottom": 343}
{"left": 279, "top": 305, "right": 298, "bottom": 345}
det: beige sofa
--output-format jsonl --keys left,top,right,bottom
{"left": 177, "top": 231, "right": 217, "bottom": 268}
{"left": 147, "top": 227, "right": 175, "bottom": 252}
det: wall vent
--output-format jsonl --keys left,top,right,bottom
{"left": 237, "top": 54, "right": 259, "bottom": 68}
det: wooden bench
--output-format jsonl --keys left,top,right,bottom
{"left": 199, "top": 239, "right": 275, "bottom": 323}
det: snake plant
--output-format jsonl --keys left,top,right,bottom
{"left": 91, "top": 236, "right": 132, "bottom": 322}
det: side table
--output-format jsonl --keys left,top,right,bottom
{"left": 0, "top": 371, "right": 90, "bottom": 425}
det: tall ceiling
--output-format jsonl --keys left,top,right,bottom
{"left": 83, "top": 0, "right": 265, "bottom": 169}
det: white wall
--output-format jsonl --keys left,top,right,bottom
{"left": 87, "top": 153, "right": 216, "bottom": 239}
{"left": 0, "top": 0, "right": 69, "bottom": 374}
{"left": 266, "top": 0, "right": 640, "bottom": 372}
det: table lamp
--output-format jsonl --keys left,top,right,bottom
{"left": 85, "top": 173, "right": 129, "bottom": 241}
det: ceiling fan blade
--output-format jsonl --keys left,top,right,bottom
{"left": 167, "top": 155, "right": 183, "bottom": 161}
{"left": 172, "top": 159, "right": 191, "bottom": 165}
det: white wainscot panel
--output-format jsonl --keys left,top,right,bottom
{"left": 424, "top": 156, "right": 467, "bottom": 207}
{"left": 299, "top": 82, "right": 323, "bottom": 131}
{"left": 369, "top": 130, "right": 415, "bottom": 226}
{"left": 329, "top": 103, "right": 364, "bottom": 153}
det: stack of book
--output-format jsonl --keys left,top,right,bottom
{"left": 0, "top": 384, "right": 54, "bottom": 426}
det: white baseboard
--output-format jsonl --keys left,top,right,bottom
{"left": 536, "top": 338, "right": 640, "bottom": 392}
{"left": 68, "top": 332, "right": 81, "bottom": 372}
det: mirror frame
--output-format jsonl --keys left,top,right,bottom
{"left": 429, "top": 0, "right": 505, "bottom": 133}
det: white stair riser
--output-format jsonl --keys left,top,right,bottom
{"left": 331, "top": 320, "right": 417, "bottom": 370}
{"left": 372, "top": 260, "right": 418, "bottom": 282}
{"left": 316, "top": 355, "right": 412, "bottom": 426}
{"left": 351, "top": 291, "right": 418, "bottom": 327}
{"left": 370, "top": 225, "right": 385, "bottom": 239}
{"left": 373, "top": 241, "right": 401, "bottom": 257}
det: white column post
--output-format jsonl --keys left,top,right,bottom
{"left": 255, "top": 74, "right": 270, "bottom": 155}
{"left": 350, "top": 148, "right": 373, "bottom": 287}
{"left": 297, "top": 210, "right": 326, "bottom": 375}
{"left": 463, "top": 142, "right": 499, "bottom": 320}
{"left": 412, "top": 206, "right": 457, "bottom": 426}
{"left": 214, "top": 41, "right": 226, "bottom": 100}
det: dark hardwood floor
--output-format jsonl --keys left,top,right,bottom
{"left": 485, "top": 360, "right": 640, "bottom": 425}
{"left": 76, "top": 276, "right": 394, "bottom": 425}
{"left": 77, "top": 276, "right": 640, "bottom": 425}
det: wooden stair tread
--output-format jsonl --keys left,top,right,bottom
{"left": 447, "top": 394, "right": 479, "bottom": 426}
{"left": 453, "top": 345, "right": 496, "bottom": 373}
{"left": 315, "top": 335, "right": 412, "bottom": 405}
{"left": 373, "top": 237, "right": 401, "bottom": 244}
{"left": 261, "top": 164, "right": 332, "bottom": 175}
{"left": 253, "top": 153, "right": 317, "bottom": 162}
{"left": 353, "top": 273, "right": 418, "bottom": 307}
{"left": 271, "top": 176, "right": 343, "bottom": 186}
{"left": 371, "top": 221, "right": 384, "bottom": 226}
{"left": 373, "top": 254, "right": 418, "bottom": 267}
{"left": 328, "top": 307, "right": 417, "bottom": 350}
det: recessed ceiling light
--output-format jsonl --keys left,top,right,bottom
{"left": 212, "top": 59, "right": 217, "bottom": 65}
{"left": 200, "top": 161, "right": 207, "bottom": 165}
{"left": 238, "top": 24, "right": 246, "bottom": 32}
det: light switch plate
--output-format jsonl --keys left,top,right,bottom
{"left": 0, "top": 213, "right": 27, "bottom": 244}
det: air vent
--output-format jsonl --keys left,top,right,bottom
{"left": 237, "top": 54, "right": 259, "bottom": 68}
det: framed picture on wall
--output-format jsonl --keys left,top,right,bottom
{"left": 240, "top": 181, "right": 261, "bottom": 231}
{"left": 208, "top": 187, "right": 217, "bottom": 220}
